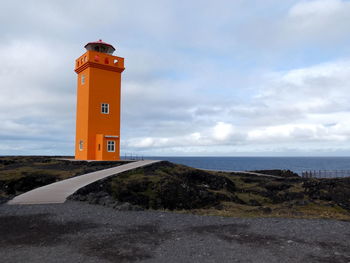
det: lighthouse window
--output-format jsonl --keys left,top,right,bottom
{"left": 101, "top": 103, "right": 109, "bottom": 114}
{"left": 81, "top": 74, "right": 85, "bottom": 85}
{"left": 79, "top": 140, "right": 83, "bottom": 151}
{"left": 107, "top": 141, "right": 115, "bottom": 152}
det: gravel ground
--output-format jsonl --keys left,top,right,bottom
{"left": 0, "top": 201, "right": 349, "bottom": 263}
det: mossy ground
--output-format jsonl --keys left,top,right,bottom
{"left": 189, "top": 201, "right": 350, "bottom": 221}
{"left": 106, "top": 162, "right": 350, "bottom": 221}
{"left": 3, "top": 157, "right": 350, "bottom": 221}
{"left": 0, "top": 156, "right": 129, "bottom": 198}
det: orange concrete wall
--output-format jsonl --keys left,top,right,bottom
{"left": 75, "top": 67, "right": 90, "bottom": 160}
{"left": 74, "top": 50, "right": 124, "bottom": 160}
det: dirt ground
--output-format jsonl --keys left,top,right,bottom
{"left": 1, "top": 201, "right": 349, "bottom": 263}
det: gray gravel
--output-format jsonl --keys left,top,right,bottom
{"left": 0, "top": 201, "right": 349, "bottom": 263}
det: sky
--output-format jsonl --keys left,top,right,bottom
{"left": 1, "top": 0, "right": 350, "bottom": 157}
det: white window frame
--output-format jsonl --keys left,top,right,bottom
{"left": 107, "top": 140, "right": 115, "bottom": 152}
{"left": 79, "top": 140, "right": 83, "bottom": 151}
{"left": 81, "top": 74, "right": 85, "bottom": 85}
{"left": 101, "top": 103, "right": 109, "bottom": 114}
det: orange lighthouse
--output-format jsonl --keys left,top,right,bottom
{"left": 74, "top": 40, "right": 125, "bottom": 160}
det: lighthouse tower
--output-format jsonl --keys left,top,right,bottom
{"left": 74, "top": 40, "right": 125, "bottom": 161}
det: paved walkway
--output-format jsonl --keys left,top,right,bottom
{"left": 8, "top": 160, "right": 159, "bottom": 205}
{"left": 200, "top": 169, "right": 284, "bottom": 178}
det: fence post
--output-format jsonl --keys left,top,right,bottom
{"left": 301, "top": 169, "right": 350, "bottom": 178}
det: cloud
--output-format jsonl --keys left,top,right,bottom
{"left": 285, "top": 0, "right": 350, "bottom": 46}
{"left": 1, "top": 0, "right": 350, "bottom": 156}
{"left": 122, "top": 57, "right": 350, "bottom": 154}
{"left": 236, "top": 0, "right": 350, "bottom": 63}
{"left": 247, "top": 124, "right": 348, "bottom": 143}
{"left": 212, "top": 122, "right": 235, "bottom": 141}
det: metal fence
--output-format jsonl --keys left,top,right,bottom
{"left": 121, "top": 153, "right": 144, "bottom": 161}
{"left": 301, "top": 170, "right": 350, "bottom": 179}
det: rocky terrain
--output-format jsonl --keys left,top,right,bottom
{"left": 1, "top": 201, "right": 349, "bottom": 263}
{"left": 2, "top": 158, "right": 350, "bottom": 262}
{"left": 70, "top": 161, "right": 350, "bottom": 220}
{"left": 0, "top": 156, "right": 130, "bottom": 204}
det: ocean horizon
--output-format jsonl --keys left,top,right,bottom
{"left": 140, "top": 156, "right": 350, "bottom": 175}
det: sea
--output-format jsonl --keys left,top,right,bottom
{"left": 141, "top": 156, "right": 350, "bottom": 176}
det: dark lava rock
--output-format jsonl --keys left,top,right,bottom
{"left": 269, "top": 191, "right": 305, "bottom": 204}
{"left": 258, "top": 207, "right": 272, "bottom": 214}
{"left": 175, "top": 169, "right": 236, "bottom": 192}
{"left": 303, "top": 178, "right": 350, "bottom": 210}
{"left": 114, "top": 202, "right": 144, "bottom": 211}
{"left": 154, "top": 175, "right": 220, "bottom": 210}
{"left": 3, "top": 172, "right": 57, "bottom": 195}
{"left": 248, "top": 199, "right": 262, "bottom": 206}
{"left": 0, "top": 196, "right": 10, "bottom": 205}
{"left": 294, "top": 200, "right": 310, "bottom": 206}
{"left": 69, "top": 162, "right": 350, "bottom": 214}
{"left": 113, "top": 168, "right": 237, "bottom": 210}
{"left": 71, "top": 162, "right": 237, "bottom": 211}
{"left": 264, "top": 182, "right": 292, "bottom": 192}
{"left": 69, "top": 190, "right": 144, "bottom": 211}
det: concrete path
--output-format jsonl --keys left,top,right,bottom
{"left": 7, "top": 160, "right": 159, "bottom": 205}
{"left": 200, "top": 169, "right": 285, "bottom": 178}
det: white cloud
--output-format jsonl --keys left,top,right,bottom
{"left": 212, "top": 122, "right": 235, "bottom": 141}
{"left": 130, "top": 138, "right": 155, "bottom": 148}
{"left": 284, "top": 0, "right": 350, "bottom": 45}
{"left": 247, "top": 124, "right": 348, "bottom": 142}
{"left": 237, "top": 0, "right": 350, "bottom": 53}
{"left": 288, "top": 0, "right": 345, "bottom": 17}
{"left": 190, "top": 132, "right": 201, "bottom": 141}
{"left": 1, "top": 0, "right": 350, "bottom": 156}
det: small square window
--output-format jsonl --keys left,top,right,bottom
{"left": 79, "top": 140, "right": 83, "bottom": 151}
{"left": 107, "top": 141, "right": 115, "bottom": 152}
{"left": 101, "top": 103, "right": 109, "bottom": 114}
{"left": 81, "top": 74, "right": 85, "bottom": 85}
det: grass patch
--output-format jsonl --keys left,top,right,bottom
{"left": 104, "top": 162, "right": 350, "bottom": 220}
{"left": 0, "top": 156, "right": 129, "bottom": 198}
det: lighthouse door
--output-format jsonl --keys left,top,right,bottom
{"left": 95, "top": 134, "right": 104, "bottom": 160}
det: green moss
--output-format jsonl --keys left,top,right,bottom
{"left": 0, "top": 156, "right": 129, "bottom": 198}
{"left": 106, "top": 162, "right": 350, "bottom": 220}
{"left": 288, "top": 183, "right": 304, "bottom": 193}
{"left": 293, "top": 202, "right": 350, "bottom": 220}
{"left": 236, "top": 192, "right": 270, "bottom": 204}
